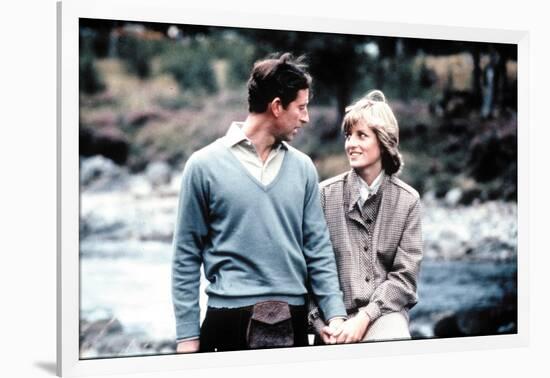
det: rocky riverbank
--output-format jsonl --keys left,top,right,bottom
{"left": 79, "top": 155, "right": 518, "bottom": 358}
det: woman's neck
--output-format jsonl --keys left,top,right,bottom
{"left": 357, "top": 164, "right": 383, "bottom": 186}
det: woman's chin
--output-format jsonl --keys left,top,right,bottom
{"left": 348, "top": 160, "right": 364, "bottom": 170}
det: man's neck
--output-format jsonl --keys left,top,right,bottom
{"left": 241, "top": 114, "right": 279, "bottom": 162}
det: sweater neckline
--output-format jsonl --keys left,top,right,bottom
{"left": 219, "top": 140, "right": 289, "bottom": 192}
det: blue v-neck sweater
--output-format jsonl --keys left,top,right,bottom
{"left": 172, "top": 139, "right": 346, "bottom": 340}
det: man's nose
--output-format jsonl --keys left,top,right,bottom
{"left": 301, "top": 109, "right": 309, "bottom": 124}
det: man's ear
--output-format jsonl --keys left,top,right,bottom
{"left": 270, "top": 97, "right": 283, "bottom": 118}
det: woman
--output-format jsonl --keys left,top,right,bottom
{"left": 309, "top": 90, "right": 423, "bottom": 344}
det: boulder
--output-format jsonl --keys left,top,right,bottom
{"left": 434, "top": 306, "right": 516, "bottom": 338}
{"left": 145, "top": 161, "right": 172, "bottom": 187}
{"left": 444, "top": 187, "right": 463, "bottom": 207}
{"left": 80, "top": 155, "right": 129, "bottom": 192}
{"left": 80, "top": 125, "right": 129, "bottom": 165}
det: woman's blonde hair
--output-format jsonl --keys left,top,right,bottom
{"left": 341, "top": 89, "right": 403, "bottom": 175}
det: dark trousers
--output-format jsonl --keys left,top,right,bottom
{"left": 199, "top": 304, "right": 309, "bottom": 352}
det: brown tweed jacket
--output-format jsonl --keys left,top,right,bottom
{"left": 308, "top": 169, "right": 423, "bottom": 332}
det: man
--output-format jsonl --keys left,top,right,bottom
{"left": 172, "top": 53, "right": 346, "bottom": 353}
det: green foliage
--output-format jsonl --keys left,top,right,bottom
{"left": 117, "top": 36, "right": 165, "bottom": 79}
{"left": 210, "top": 33, "right": 257, "bottom": 88}
{"left": 160, "top": 41, "right": 218, "bottom": 94}
{"left": 79, "top": 31, "right": 106, "bottom": 95}
{"left": 79, "top": 51, "right": 105, "bottom": 95}
{"left": 355, "top": 57, "right": 434, "bottom": 102}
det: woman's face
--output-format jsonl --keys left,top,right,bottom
{"left": 345, "top": 121, "right": 382, "bottom": 175}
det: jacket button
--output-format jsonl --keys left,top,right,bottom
{"left": 365, "top": 276, "right": 370, "bottom": 282}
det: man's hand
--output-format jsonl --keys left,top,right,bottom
{"left": 335, "top": 311, "right": 370, "bottom": 344}
{"left": 320, "top": 317, "right": 345, "bottom": 344}
{"left": 176, "top": 339, "right": 200, "bottom": 353}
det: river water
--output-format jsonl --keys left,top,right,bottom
{"left": 79, "top": 177, "right": 517, "bottom": 358}
{"left": 80, "top": 240, "right": 517, "bottom": 356}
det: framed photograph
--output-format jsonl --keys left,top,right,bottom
{"left": 58, "top": 0, "right": 528, "bottom": 376}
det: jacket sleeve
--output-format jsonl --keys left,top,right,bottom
{"left": 302, "top": 164, "right": 347, "bottom": 324}
{"left": 171, "top": 155, "right": 209, "bottom": 340}
{"left": 359, "top": 197, "right": 423, "bottom": 323}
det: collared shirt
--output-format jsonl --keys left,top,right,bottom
{"left": 358, "top": 171, "right": 385, "bottom": 207}
{"left": 221, "top": 122, "right": 287, "bottom": 186}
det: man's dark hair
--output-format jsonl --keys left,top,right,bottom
{"left": 247, "top": 52, "right": 312, "bottom": 113}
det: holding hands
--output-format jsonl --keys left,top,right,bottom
{"left": 321, "top": 311, "right": 370, "bottom": 344}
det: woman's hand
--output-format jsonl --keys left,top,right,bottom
{"left": 335, "top": 311, "right": 370, "bottom": 343}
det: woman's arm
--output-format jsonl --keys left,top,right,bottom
{"left": 359, "top": 197, "right": 423, "bottom": 323}
{"left": 335, "top": 196, "right": 423, "bottom": 343}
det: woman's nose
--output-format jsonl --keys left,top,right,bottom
{"left": 347, "top": 134, "right": 358, "bottom": 146}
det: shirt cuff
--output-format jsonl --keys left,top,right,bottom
{"left": 327, "top": 316, "right": 348, "bottom": 322}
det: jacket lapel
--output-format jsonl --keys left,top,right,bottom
{"left": 371, "top": 175, "right": 391, "bottom": 256}
{"left": 346, "top": 170, "right": 366, "bottom": 226}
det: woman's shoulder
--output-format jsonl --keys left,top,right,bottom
{"left": 319, "top": 171, "right": 350, "bottom": 191}
{"left": 388, "top": 175, "right": 420, "bottom": 201}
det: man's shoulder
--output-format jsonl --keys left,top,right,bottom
{"left": 388, "top": 175, "right": 420, "bottom": 200}
{"left": 187, "top": 139, "right": 225, "bottom": 165}
{"left": 180, "top": 139, "right": 226, "bottom": 178}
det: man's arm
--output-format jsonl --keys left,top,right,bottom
{"left": 172, "top": 155, "right": 209, "bottom": 349}
{"left": 301, "top": 162, "right": 347, "bottom": 322}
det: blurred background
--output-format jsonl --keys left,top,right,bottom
{"left": 78, "top": 18, "right": 517, "bottom": 358}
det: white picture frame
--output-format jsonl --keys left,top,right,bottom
{"left": 57, "top": 0, "right": 529, "bottom": 376}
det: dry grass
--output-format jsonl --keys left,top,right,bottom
{"left": 95, "top": 59, "right": 181, "bottom": 112}
{"left": 422, "top": 53, "right": 474, "bottom": 91}
{"left": 421, "top": 53, "right": 517, "bottom": 92}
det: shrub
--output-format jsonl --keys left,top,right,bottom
{"left": 160, "top": 42, "right": 218, "bottom": 95}
{"left": 79, "top": 52, "right": 105, "bottom": 94}
{"left": 212, "top": 33, "right": 256, "bottom": 88}
{"left": 116, "top": 35, "right": 164, "bottom": 79}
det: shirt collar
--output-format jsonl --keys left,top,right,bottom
{"left": 359, "top": 170, "right": 384, "bottom": 197}
{"left": 223, "top": 122, "right": 249, "bottom": 147}
{"left": 223, "top": 122, "right": 288, "bottom": 151}
{"left": 347, "top": 169, "right": 385, "bottom": 212}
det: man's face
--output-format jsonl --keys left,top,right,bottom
{"left": 274, "top": 89, "right": 310, "bottom": 142}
